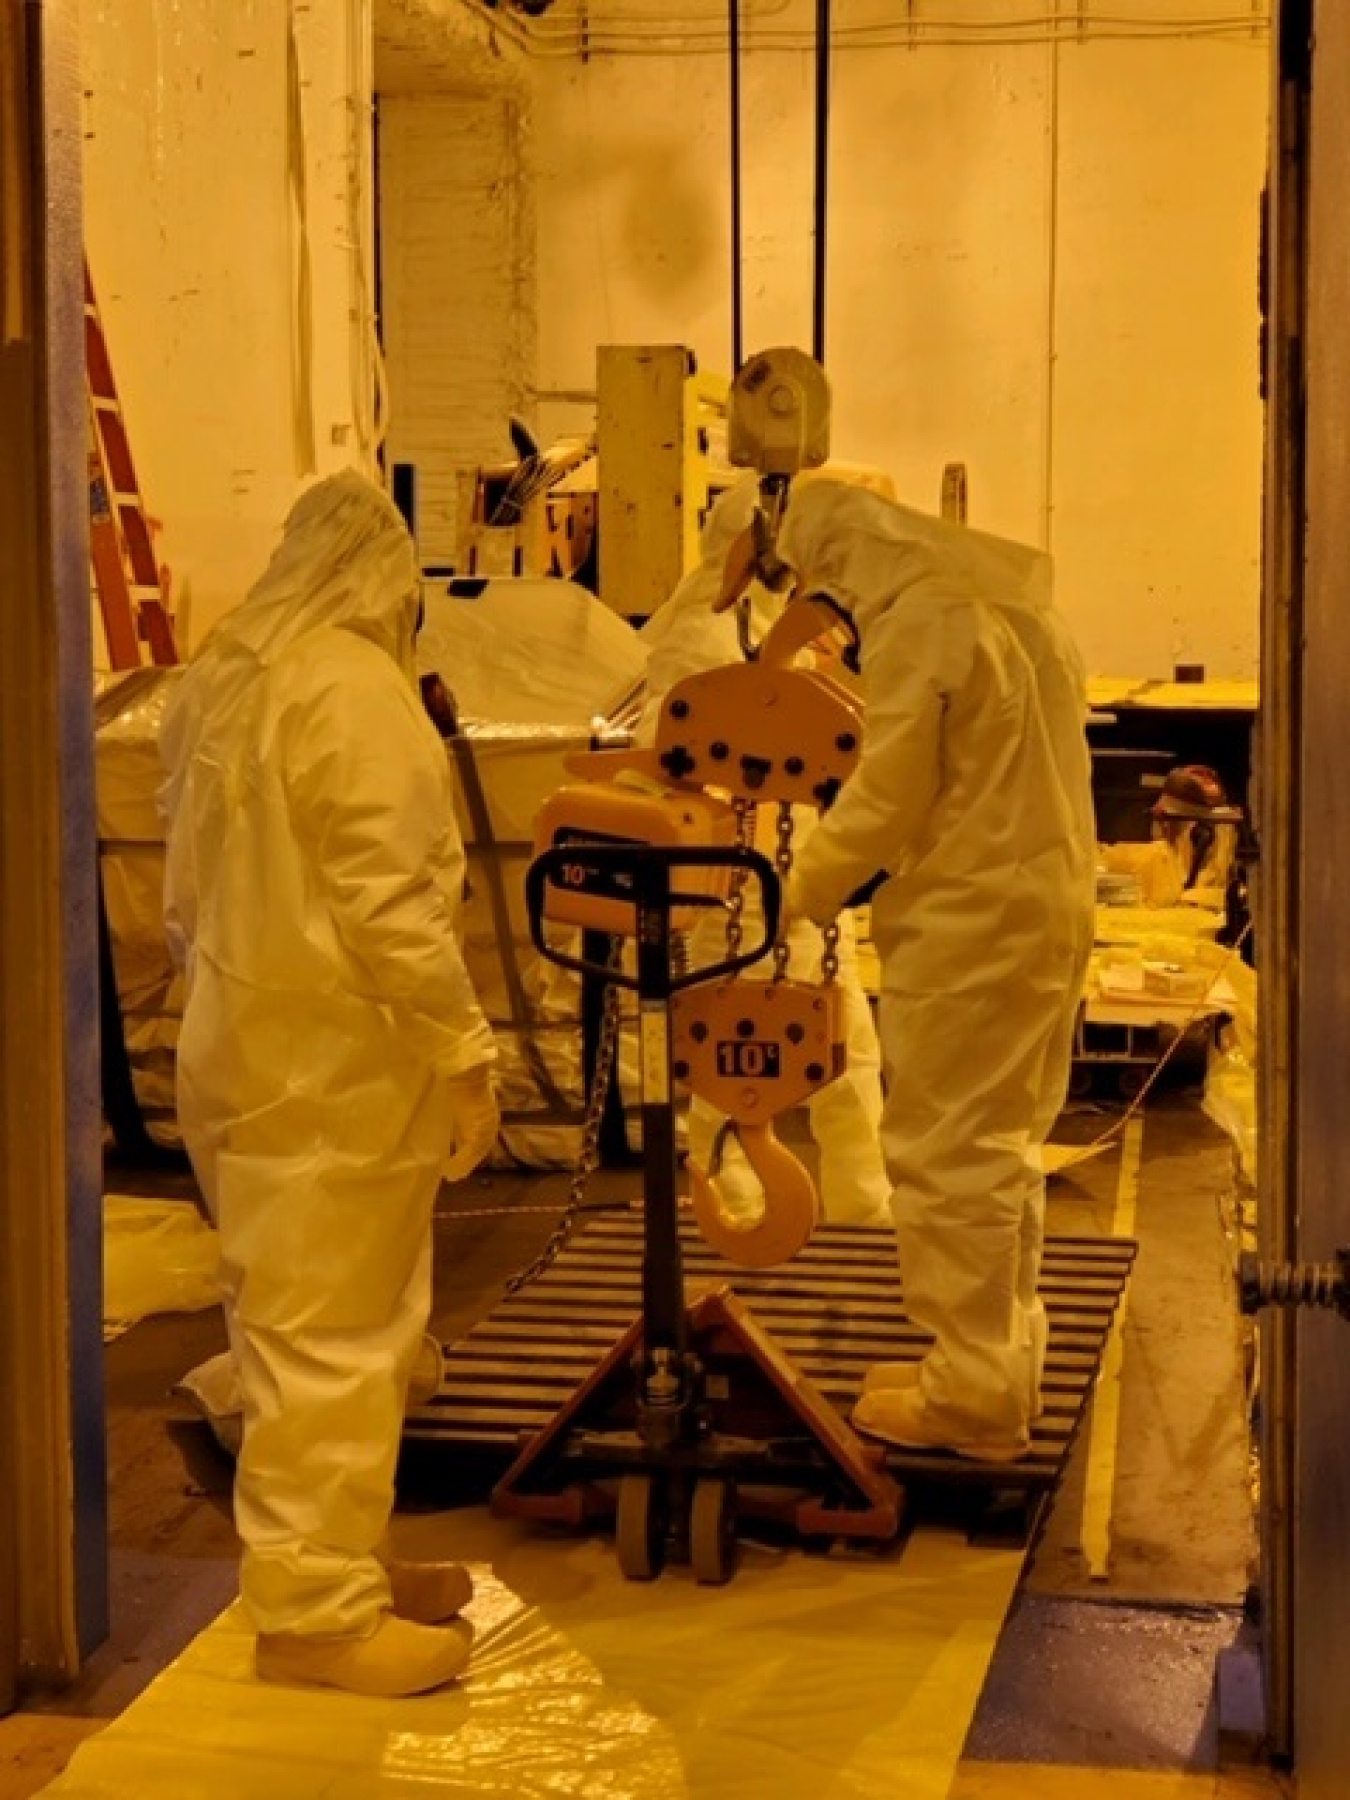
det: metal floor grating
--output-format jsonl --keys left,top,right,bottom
{"left": 407, "top": 1213, "right": 1136, "bottom": 1502}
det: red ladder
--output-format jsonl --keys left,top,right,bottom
{"left": 84, "top": 262, "right": 178, "bottom": 668}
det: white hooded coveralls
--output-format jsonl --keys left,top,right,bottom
{"left": 781, "top": 482, "right": 1095, "bottom": 1443}
{"left": 637, "top": 480, "right": 891, "bottom": 1226}
{"left": 160, "top": 471, "right": 495, "bottom": 1638}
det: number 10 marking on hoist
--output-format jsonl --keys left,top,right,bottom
{"left": 715, "top": 1040, "right": 782, "bottom": 1079}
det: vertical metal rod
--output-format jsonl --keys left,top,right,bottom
{"left": 729, "top": 0, "right": 743, "bottom": 372}
{"left": 634, "top": 866, "right": 686, "bottom": 1370}
{"left": 812, "top": 0, "right": 831, "bottom": 364}
{"left": 1041, "top": 20, "right": 1061, "bottom": 553}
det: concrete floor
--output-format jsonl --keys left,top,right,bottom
{"left": 1, "top": 1079, "right": 1266, "bottom": 1796}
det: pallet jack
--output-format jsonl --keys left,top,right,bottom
{"left": 490, "top": 345, "right": 902, "bottom": 1581}
{"left": 493, "top": 838, "right": 901, "bottom": 1582}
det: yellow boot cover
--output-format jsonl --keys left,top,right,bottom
{"left": 255, "top": 1612, "right": 474, "bottom": 1698}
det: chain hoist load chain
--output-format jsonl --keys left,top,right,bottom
{"left": 504, "top": 937, "right": 627, "bottom": 1295}
{"left": 722, "top": 798, "right": 756, "bottom": 964}
{"left": 819, "top": 918, "right": 841, "bottom": 985}
{"left": 770, "top": 801, "right": 795, "bottom": 982}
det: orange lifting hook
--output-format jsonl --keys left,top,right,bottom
{"left": 688, "top": 1118, "right": 821, "bottom": 1270}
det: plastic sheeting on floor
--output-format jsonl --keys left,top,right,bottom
{"left": 102, "top": 1196, "right": 220, "bottom": 1342}
{"left": 37, "top": 1511, "right": 1021, "bottom": 1800}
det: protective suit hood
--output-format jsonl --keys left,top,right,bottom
{"left": 205, "top": 468, "right": 418, "bottom": 673}
{"left": 162, "top": 470, "right": 418, "bottom": 796}
{"left": 777, "top": 479, "right": 1051, "bottom": 633}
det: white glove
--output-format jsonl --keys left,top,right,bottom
{"left": 442, "top": 1065, "right": 500, "bottom": 1182}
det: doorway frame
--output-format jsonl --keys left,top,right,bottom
{"left": 0, "top": 0, "right": 109, "bottom": 1701}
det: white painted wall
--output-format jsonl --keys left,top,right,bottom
{"left": 1052, "top": 42, "right": 1265, "bottom": 679}
{"left": 524, "top": 15, "right": 1267, "bottom": 678}
{"left": 87, "top": 1, "right": 1262, "bottom": 674}
{"left": 80, "top": 0, "right": 378, "bottom": 656}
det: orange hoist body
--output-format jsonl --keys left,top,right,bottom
{"left": 532, "top": 777, "right": 737, "bottom": 937}
{"left": 653, "top": 662, "right": 860, "bottom": 808}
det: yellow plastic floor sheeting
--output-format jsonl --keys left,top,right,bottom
{"left": 102, "top": 1195, "right": 220, "bottom": 1342}
{"left": 38, "top": 1511, "right": 1022, "bottom": 1800}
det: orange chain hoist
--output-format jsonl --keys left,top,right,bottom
{"left": 532, "top": 591, "right": 863, "bottom": 1270}
{"left": 660, "top": 592, "right": 861, "bottom": 1267}
{"left": 533, "top": 775, "right": 739, "bottom": 938}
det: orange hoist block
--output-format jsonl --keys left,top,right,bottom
{"left": 672, "top": 977, "right": 848, "bottom": 1268}
{"left": 654, "top": 662, "right": 861, "bottom": 807}
{"left": 532, "top": 778, "right": 738, "bottom": 937}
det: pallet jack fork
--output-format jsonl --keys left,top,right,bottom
{"left": 493, "top": 842, "right": 902, "bottom": 1584}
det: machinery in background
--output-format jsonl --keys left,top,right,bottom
{"left": 452, "top": 345, "right": 730, "bottom": 618}
{"left": 454, "top": 423, "right": 599, "bottom": 589}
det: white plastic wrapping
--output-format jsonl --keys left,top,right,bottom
{"left": 417, "top": 575, "right": 646, "bottom": 729}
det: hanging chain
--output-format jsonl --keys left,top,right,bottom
{"left": 820, "top": 919, "right": 840, "bottom": 985}
{"left": 724, "top": 798, "right": 756, "bottom": 962}
{"left": 503, "top": 936, "right": 627, "bottom": 1295}
{"left": 771, "top": 800, "right": 795, "bottom": 981}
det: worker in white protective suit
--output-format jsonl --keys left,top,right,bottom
{"left": 637, "top": 478, "right": 892, "bottom": 1227}
{"left": 779, "top": 480, "right": 1095, "bottom": 1462}
{"left": 160, "top": 470, "right": 499, "bottom": 1697}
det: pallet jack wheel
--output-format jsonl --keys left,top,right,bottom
{"left": 615, "top": 1473, "right": 666, "bottom": 1581}
{"left": 689, "top": 1478, "right": 738, "bottom": 1586}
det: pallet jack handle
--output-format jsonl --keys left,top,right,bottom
{"left": 525, "top": 840, "right": 782, "bottom": 1448}
{"left": 524, "top": 843, "right": 782, "bottom": 988}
